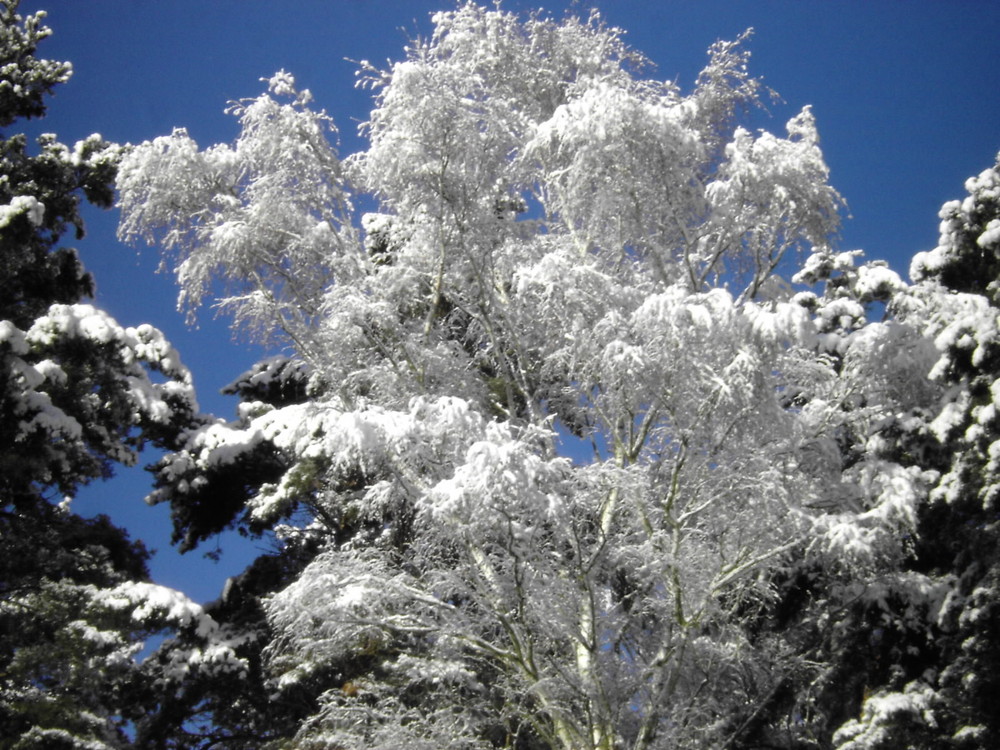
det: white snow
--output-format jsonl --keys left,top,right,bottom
{"left": 0, "top": 195, "right": 44, "bottom": 228}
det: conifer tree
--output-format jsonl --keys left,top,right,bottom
{"left": 829, "top": 157, "right": 1000, "bottom": 749}
{"left": 0, "top": 4, "right": 231, "bottom": 746}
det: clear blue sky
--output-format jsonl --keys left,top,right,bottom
{"left": 20, "top": 0, "right": 1000, "bottom": 602}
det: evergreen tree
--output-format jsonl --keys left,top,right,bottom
{"left": 913, "top": 158, "right": 1000, "bottom": 748}
{"left": 831, "top": 156, "right": 1000, "bottom": 749}
{"left": 0, "top": 4, "right": 232, "bottom": 747}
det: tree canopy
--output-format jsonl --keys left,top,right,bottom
{"left": 0, "top": 3, "right": 238, "bottom": 746}
{"left": 5, "top": 2, "right": 1000, "bottom": 748}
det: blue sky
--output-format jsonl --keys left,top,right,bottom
{"left": 20, "top": 0, "right": 1000, "bottom": 602}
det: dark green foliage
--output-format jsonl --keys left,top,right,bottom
{"left": 151, "top": 438, "right": 290, "bottom": 553}
{"left": 223, "top": 356, "right": 312, "bottom": 408}
{"left": 902, "top": 158, "right": 1000, "bottom": 748}
{"left": 0, "top": 117, "right": 118, "bottom": 329}
{"left": 0, "top": 3, "right": 196, "bottom": 746}
{"left": 785, "top": 157, "right": 1000, "bottom": 748}
{"left": 133, "top": 538, "right": 324, "bottom": 749}
{"left": 0, "top": 501, "right": 154, "bottom": 750}
{"left": 0, "top": 499, "right": 150, "bottom": 596}
{"left": 913, "top": 156, "right": 1000, "bottom": 305}
{"left": 0, "top": 0, "right": 69, "bottom": 126}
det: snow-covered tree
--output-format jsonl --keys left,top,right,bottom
{"left": 0, "top": 4, "right": 233, "bottom": 747}
{"left": 908, "top": 157, "right": 1000, "bottom": 748}
{"left": 734, "top": 157, "right": 1000, "bottom": 750}
{"left": 826, "top": 156, "right": 1000, "bottom": 749}
{"left": 116, "top": 4, "right": 950, "bottom": 748}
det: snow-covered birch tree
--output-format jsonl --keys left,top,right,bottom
{"left": 116, "top": 4, "right": 944, "bottom": 748}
